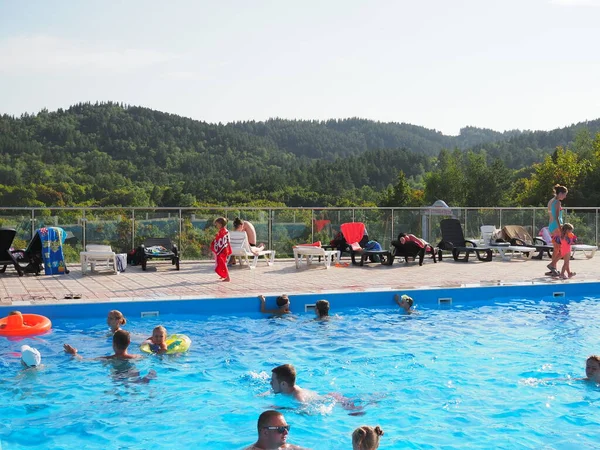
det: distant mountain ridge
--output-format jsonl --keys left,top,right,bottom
{"left": 0, "top": 102, "right": 598, "bottom": 206}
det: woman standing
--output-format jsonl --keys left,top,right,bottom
{"left": 546, "top": 184, "right": 568, "bottom": 276}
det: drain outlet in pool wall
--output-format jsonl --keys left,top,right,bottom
{"left": 304, "top": 304, "right": 316, "bottom": 312}
{"left": 553, "top": 292, "right": 566, "bottom": 298}
{"left": 438, "top": 297, "right": 453, "bottom": 305}
{"left": 141, "top": 311, "right": 160, "bottom": 318}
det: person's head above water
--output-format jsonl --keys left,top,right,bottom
{"left": 586, "top": 355, "right": 600, "bottom": 382}
{"left": 352, "top": 425, "right": 384, "bottom": 450}
{"left": 315, "top": 300, "right": 330, "bottom": 318}
{"left": 276, "top": 295, "right": 290, "bottom": 309}
{"left": 112, "top": 329, "right": 131, "bottom": 352}
{"left": 151, "top": 325, "right": 167, "bottom": 344}
{"left": 107, "top": 310, "right": 126, "bottom": 332}
{"left": 271, "top": 364, "right": 297, "bottom": 393}
{"left": 21, "top": 345, "right": 41, "bottom": 368}
{"left": 253, "top": 410, "right": 291, "bottom": 449}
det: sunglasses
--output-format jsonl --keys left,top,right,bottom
{"left": 263, "top": 426, "right": 290, "bottom": 434}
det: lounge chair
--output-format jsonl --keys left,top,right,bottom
{"left": 480, "top": 225, "right": 536, "bottom": 261}
{"left": 570, "top": 244, "right": 598, "bottom": 259}
{"left": 227, "top": 231, "right": 275, "bottom": 269}
{"left": 340, "top": 222, "right": 391, "bottom": 266}
{"left": 390, "top": 233, "right": 437, "bottom": 266}
{"left": 293, "top": 243, "right": 340, "bottom": 269}
{"left": 11, "top": 227, "right": 69, "bottom": 275}
{"left": 0, "top": 228, "right": 24, "bottom": 276}
{"left": 136, "top": 237, "right": 180, "bottom": 271}
{"left": 499, "top": 225, "right": 553, "bottom": 260}
{"left": 438, "top": 219, "right": 493, "bottom": 262}
{"left": 80, "top": 244, "right": 117, "bottom": 275}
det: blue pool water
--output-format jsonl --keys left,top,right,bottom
{"left": 2, "top": 294, "right": 600, "bottom": 449}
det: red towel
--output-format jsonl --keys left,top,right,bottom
{"left": 340, "top": 222, "right": 365, "bottom": 248}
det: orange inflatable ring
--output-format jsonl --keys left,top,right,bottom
{"left": 0, "top": 313, "right": 52, "bottom": 337}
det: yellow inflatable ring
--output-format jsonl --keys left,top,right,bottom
{"left": 140, "top": 334, "right": 191, "bottom": 354}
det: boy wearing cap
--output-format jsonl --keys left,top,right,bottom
{"left": 21, "top": 345, "right": 42, "bottom": 368}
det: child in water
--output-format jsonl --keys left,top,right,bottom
{"left": 553, "top": 223, "right": 576, "bottom": 279}
{"left": 211, "top": 217, "right": 232, "bottom": 282}
{"left": 106, "top": 310, "right": 126, "bottom": 334}
{"left": 394, "top": 294, "right": 415, "bottom": 314}
{"left": 143, "top": 325, "right": 168, "bottom": 354}
{"left": 259, "top": 294, "right": 291, "bottom": 316}
{"left": 315, "top": 300, "right": 330, "bottom": 320}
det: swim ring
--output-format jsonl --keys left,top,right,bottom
{"left": 140, "top": 334, "right": 191, "bottom": 354}
{"left": 0, "top": 314, "right": 52, "bottom": 337}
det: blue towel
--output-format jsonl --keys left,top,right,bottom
{"left": 38, "top": 227, "right": 67, "bottom": 275}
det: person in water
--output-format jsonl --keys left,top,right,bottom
{"left": 243, "top": 410, "right": 307, "bottom": 450}
{"left": 106, "top": 310, "right": 127, "bottom": 334}
{"left": 259, "top": 295, "right": 291, "bottom": 316}
{"left": 352, "top": 425, "right": 385, "bottom": 450}
{"left": 144, "top": 325, "right": 168, "bottom": 354}
{"left": 585, "top": 355, "right": 600, "bottom": 383}
{"left": 394, "top": 294, "right": 415, "bottom": 314}
{"left": 64, "top": 329, "right": 142, "bottom": 361}
{"left": 546, "top": 184, "right": 568, "bottom": 276}
{"left": 314, "top": 300, "right": 330, "bottom": 320}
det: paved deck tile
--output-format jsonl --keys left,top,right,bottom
{"left": 0, "top": 254, "right": 598, "bottom": 306}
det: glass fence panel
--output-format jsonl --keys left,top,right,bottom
{"left": 83, "top": 209, "right": 132, "bottom": 254}
{"left": 0, "top": 210, "right": 33, "bottom": 247}
{"left": 499, "top": 209, "right": 536, "bottom": 238}
{"left": 133, "top": 210, "right": 180, "bottom": 251}
{"left": 181, "top": 209, "right": 214, "bottom": 260}
{"left": 272, "top": 209, "right": 312, "bottom": 257}
{"left": 353, "top": 209, "right": 392, "bottom": 248}
{"left": 565, "top": 209, "right": 598, "bottom": 245}
{"left": 33, "top": 209, "right": 83, "bottom": 263}
{"left": 464, "top": 209, "right": 501, "bottom": 241}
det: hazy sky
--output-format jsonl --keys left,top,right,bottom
{"left": 1, "top": 0, "right": 599, "bottom": 135}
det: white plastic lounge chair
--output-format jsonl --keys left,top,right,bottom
{"left": 571, "top": 244, "right": 597, "bottom": 259}
{"left": 227, "top": 231, "right": 275, "bottom": 269}
{"left": 293, "top": 245, "right": 340, "bottom": 269}
{"left": 480, "top": 225, "right": 537, "bottom": 261}
{"left": 80, "top": 244, "right": 117, "bottom": 275}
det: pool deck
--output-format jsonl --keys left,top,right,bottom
{"left": 0, "top": 250, "right": 598, "bottom": 307}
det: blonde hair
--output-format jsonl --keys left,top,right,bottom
{"left": 352, "top": 425, "right": 384, "bottom": 450}
{"left": 107, "top": 310, "right": 126, "bottom": 326}
{"left": 153, "top": 325, "right": 167, "bottom": 335}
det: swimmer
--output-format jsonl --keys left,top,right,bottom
{"left": 585, "top": 355, "right": 600, "bottom": 383}
{"left": 64, "top": 329, "right": 142, "bottom": 361}
{"left": 352, "top": 425, "right": 384, "bottom": 450}
{"left": 259, "top": 295, "right": 291, "bottom": 316}
{"left": 107, "top": 310, "right": 126, "bottom": 333}
{"left": 269, "top": 364, "right": 366, "bottom": 414}
{"left": 143, "top": 325, "right": 168, "bottom": 354}
{"left": 21, "top": 345, "right": 42, "bottom": 369}
{"left": 270, "top": 364, "right": 318, "bottom": 403}
{"left": 314, "top": 300, "right": 330, "bottom": 320}
{"left": 243, "top": 410, "right": 307, "bottom": 450}
{"left": 394, "top": 294, "right": 415, "bottom": 314}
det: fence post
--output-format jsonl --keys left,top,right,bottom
{"left": 131, "top": 209, "right": 136, "bottom": 251}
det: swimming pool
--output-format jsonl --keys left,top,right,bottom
{"left": 2, "top": 286, "right": 600, "bottom": 449}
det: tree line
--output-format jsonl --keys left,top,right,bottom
{"left": 1, "top": 101, "right": 599, "bottom": 208}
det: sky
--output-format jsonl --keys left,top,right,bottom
{"left": 1, "top": 0, "right": 599, "bottom": 135}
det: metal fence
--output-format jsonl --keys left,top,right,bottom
{"left": 1, "top": 206, "right": 598, "bottom": 262}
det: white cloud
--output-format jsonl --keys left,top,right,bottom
{"left": 0, "top": 35, "right": 177, "bottom": 75}
{"left": 550, "top": 0, "right": 600, "bottom": 6}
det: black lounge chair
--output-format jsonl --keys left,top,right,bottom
{"left": 499, "top": 225, "right": 553, "bottom": 260}
{"left": 438, "top": 219, "right": 493, "bottom": 262}
{"left": 136, "top": 237, "right": 180, "bottom": 271}
{"left": 391, "top": 233, "right": 437, "bottom": 266}
{"left": 11, "top": 229, "right": 70, "bottom": 275}
{"left": 0, "top": 228, "right": 24, "bottom": 276}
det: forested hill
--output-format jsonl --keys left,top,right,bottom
{"left": 0, "top": 102, "right": 598, "bottom": 207}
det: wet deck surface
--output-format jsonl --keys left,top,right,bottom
{"left": 1, "top": 250, "right": 598, "bottom": 307}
